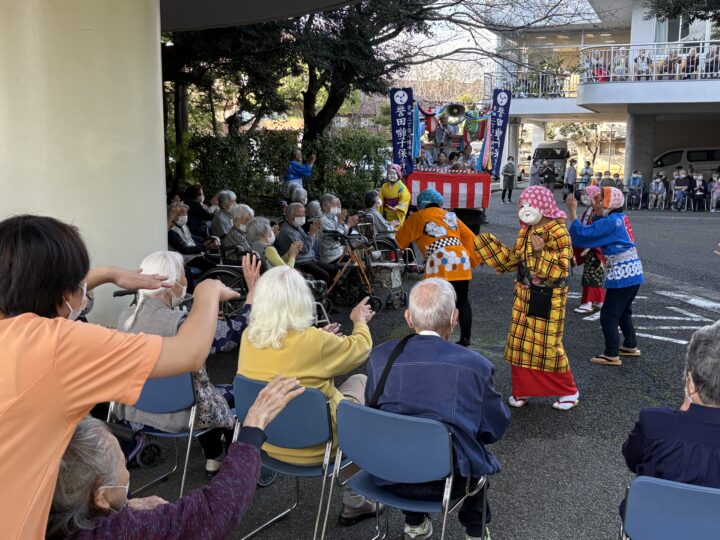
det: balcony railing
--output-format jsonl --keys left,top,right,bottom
{"left": 580, "top": 40, "right": 720, "bottom": 83}
{"left": 483, "top": 72, "right": 579, "bottom": 100}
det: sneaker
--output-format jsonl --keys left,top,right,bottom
{"left": 466, "top": 528, "right": 492, "bottom": 540}
{"left": 338, "top": 498, "right": 383, "bottom": 527}
{"left": 405, "top": 517, "right": 433, "bottom": 540}
{"left": 205, "top": 458, "right": 222, "bottom": 479}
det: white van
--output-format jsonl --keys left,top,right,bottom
{"left": 652, "top": 147, "right": 720, "bottom": 177}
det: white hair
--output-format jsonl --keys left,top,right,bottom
{"left": 48, "top": 417, "right": 120, "bottom": 537}
{"left": 320, "top": 193, "right": 338, "bottom": 210}
{"left": 291, "top": 188, "right": 308, "bottom": 205}
{"left": 218, "top": 190, "right": 237, "bottom": 208}
{"left": 245, "top": 266, "right": 315, "bottom": 349}
{"left": 408, "top": 278, "right": 457, "bottom": 333}
{"left": 306, "top": 200, "right": 322, "bottom": 219}
{"left": 247, "top": 217, "right": 271, "bottom": 243}
{"left": 230, "top": 204, "right": 254, "bottom": 222}
{"left": 122, "top": 250, "right": 184, "bottom": 331}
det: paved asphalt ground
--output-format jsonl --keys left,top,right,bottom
{"left": 128, "top": 190, "right": 720, "bottom": 540}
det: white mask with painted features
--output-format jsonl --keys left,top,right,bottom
{"left": 388, "top": 169, "right": 399, "bottom": 183}
{"left": 518, "top": 202, "right": 542, "bottom": 226}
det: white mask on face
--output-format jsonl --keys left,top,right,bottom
{"left": 294, "top": 216, "right": 306, "bottom": 227}
{"left": 65, "top": 282, "right": 88, "bottom": 321}
{"left": 237, "top": 223, "right": 247, "bottom": 233}
{"left": 388, "top": 170, "right": 399, "bottom": 183}
{"left": 518, "top": 202, "right": 542, "bottom": 226}
{"left": 375, "top": 199, "right": 382, "bottom": 209}
{"left": 171, "top": 283, "right": 188, "bottom": 308}
{"left": 268, "top": 231, "right": 276, "bottom": 245}
{"left": 175, "top": 215, "right": 188, "bottom": 227}
{"left": 330, "top": 207, "right": 341, "bottom": 216}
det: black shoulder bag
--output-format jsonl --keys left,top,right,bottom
{"left": 368, "top": 334, "right": 415, "bottom": 409}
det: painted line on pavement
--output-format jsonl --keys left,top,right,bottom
{"left": 636, "top": 332, "right": 688, "bottom": 345}
{"left": 665, "top": 307, "right": 713, "bottom": 321}
{"left": 655, "top": 291, "right": 720, "bottom": 314}
{"left": 636, "top": 326, "right": 705, "bottom": 330}
{"left": 582, "top": 312, "right": 601, "bottom": 321}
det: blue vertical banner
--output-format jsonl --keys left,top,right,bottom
{"left": 389, "top": 87, "right": 414, "bottom": 175}
{"left": 490, "top": 89, "right": 512, "bottom": 178}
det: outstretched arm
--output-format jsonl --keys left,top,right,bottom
{"left": 472, "top": 233, "right": 519, "bottom": 274}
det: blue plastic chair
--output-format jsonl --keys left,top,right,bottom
{"left": 621, "top": 476, "right": 720, "bottom": 540}
{"left": 107, "top": 373, "right": 207, "bottom": 498}
{"left": 233, "top": 375, "right": 339, "bottom": 540}
{"left": 331, "top": 400, "right": 488, "bottom": 540}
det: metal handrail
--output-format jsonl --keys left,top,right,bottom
{"left": 483, "top": 72, "right": 579, "bottom": 100}
{"left": 579, "top": 40, "right": 720, "bottom": 83}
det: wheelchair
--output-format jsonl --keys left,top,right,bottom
{"left": 355, "top": 212, "right": 420, "bottom": 279}
{"left": 626, "top": 187, "right": 643, "bottom": 210}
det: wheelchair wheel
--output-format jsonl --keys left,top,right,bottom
{"left": 257, "top": 466, "right": 277, "bottom": 488}
{"left": 199, "top": 267, "right": 244, "bottom": 288}
{"left": 136, "top": 442, "right": 163, "bottom": 469}
{"left": 374, "top": 237, "right": 408, "bottom": 277}
{"left": 221, "top": 275, "right": 249, "bottom": 319}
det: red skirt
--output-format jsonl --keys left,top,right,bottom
{"left": 581, "top": 286, "right": 605, "bottom": 304}
{"left": 511, "top": 365, "right": 578, "bottom": 398}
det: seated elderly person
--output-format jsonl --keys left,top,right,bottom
{"left": 247, "top": 216, "right": 302, "bottom": 271}
{"left": 320, "top": 193, "right": 360, "bottom": 264}
{"left": 183, "top": 185, "right": 216, "bottom": 237}
{"left": 364, "top": 190, "right": 397, "bottom": 234}
{"left": 238, "top": 267, "right": 380, "bottom": 525}
{"left": 291, "top": 187, "right": 309, "bottom": 206}
{"left": 47, "top": 377, "right": 303, "bottom": 539}
{"left": 117, "top": 251, "right": 259, "bottom": 478}
{"left": 276, "top": 202, "right": 336, "bottom": 285}
{"left": 211, "top": 190, "right": 237, "bottom": 237}
{"left": 366, "top": 278, "right": 510, "bottom": 540}
{"left": 167, "top": 203, "right": 220, "bottom": 277}
{"left": 673, "top": 170, "right": 691, "bottom": 211}
{"left": 221, "top": 203, "right": 254, "bottom": 261}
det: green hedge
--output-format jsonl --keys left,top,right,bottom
{"left": 188, "top": 127, "right": 389, "bottom": 212}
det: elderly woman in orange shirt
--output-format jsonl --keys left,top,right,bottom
{"left": 395, "top": 189, "right": 480, "bottom": 346}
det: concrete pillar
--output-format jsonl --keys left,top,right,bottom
{"left": 530, "top": 121, "right": 546, "bottom": 152}
{"left": 507, "top": 120, "right": 520, "bottom": 164}
{"left": 0, "top": 0, "right": 166, "bottom": 326}
{"left": 624, "top": 113, "right": 656, "bottom": 182}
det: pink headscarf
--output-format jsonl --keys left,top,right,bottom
{"left": 518, "top": 186, "right": 567, "bottom": 226}
{"left": 584, "top": 185, "right": 601, "bottom": 200}
{"left": 387, "top": 163, "right": 403, "bottom": 179}
{"left": 603, "top": 186, "right": 625, "bottom": 210}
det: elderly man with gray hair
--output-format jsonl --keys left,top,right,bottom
{"left": 365, "top": 278, "right": 510, "bottom": 540}
{"left": 211, "top": 190, "right": 238, "bottom": 237}
{"left": 319, "top": 193, "right": 360, "bottom": 264}
{"left": 622, "top": 321, "right": 720, "bottom": 495}
{"left": 220, "top": 203, "right": 254, "bottom": 261}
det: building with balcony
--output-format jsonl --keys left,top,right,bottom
{"left": 487, "top": 0, "right": 720, "bottom": 178}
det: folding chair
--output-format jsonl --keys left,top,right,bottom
{"left": 620, "top": 476, "right": 720, "bottom": 540}
{"left": 330, "top": 401, "right": 488, "bottom": 540}
{"left": 232, "top": 375, "right": 341, "bottom": 540}
{"left": 108, "top": 373, "right": 207, "bottom": 498}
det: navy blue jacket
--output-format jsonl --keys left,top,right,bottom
{"left": 365, "top": 335, "right": 510, "bottom": 478}
{"left": 623, "top": 404, "right": 720, "bottom": 488}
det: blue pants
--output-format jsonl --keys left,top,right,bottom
{"left": 600, "top": 285, "right": 640, "bottom": 357}
{"left": 674, "top": 190, "right": 688, "bottom": 208}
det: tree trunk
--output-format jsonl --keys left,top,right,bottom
{"left": 302, "top": 80, "right": 349, "bottom": 145}
{"left": 174, "top": 82, "right": 189, "bottom": 190}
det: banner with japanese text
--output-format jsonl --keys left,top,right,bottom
{"left": 490, "top": 89, "right": 512, "bottom": 178}
{"left": 389, "top": 87, "right": 414, "bottom": 175}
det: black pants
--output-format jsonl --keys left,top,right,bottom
{"left": 297, "top": 260, "right": 337, "bottom": 286}
{"left": 196, "top": 428, "right": 234, "bottom": 460}
{"left": 386, "top": 477, "right": 490, "bottom": 537}
{"left": 451, "top": 280, "right": 472, "bottom": 341}
{"left": 562, "top": 183, "right": 574, "bottom": 201}
{"left": 501, "top": 188, "right": 513, "bottom": 202}
{"left": 600, "top": 285, "right": 640, "bottom": 357}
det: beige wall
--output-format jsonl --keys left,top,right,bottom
{"left": 0, "top": 0, "right": 167, "bottom": 326}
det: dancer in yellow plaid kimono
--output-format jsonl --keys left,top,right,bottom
{"left": 473, "top": 186, "right": 579, "bottom": 411}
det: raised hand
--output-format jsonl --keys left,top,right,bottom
{"left": 530, "top": 234, "right": 545, "bottom": 257}
{"left": 350, "top": 296, "right": 375, "bottom": 324}
{"left": 242, "top": 253, "right": 262, "bottom": 292}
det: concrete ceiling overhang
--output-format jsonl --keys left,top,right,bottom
{"left": 160, "top": 0, "right": 358, "bottom": 31}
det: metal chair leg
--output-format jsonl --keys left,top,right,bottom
{"left": 131, "top": 437, "right": 180, "bottom": 496}
{"left": 312, "top": 443, "right": 333, "bottom": 540}
{"left": 179, "top": 406, "right": 198, "bottom": 497}
{"left": 481, "top": 482, "right": 488, "bottom": 539}
{"left": 439, "top": 475, "right": 454, "bottom": 540}
{"left": 241, "top": 476, "right": 301, "bottom": 539}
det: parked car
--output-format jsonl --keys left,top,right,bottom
{"left": 653, "top": 147, "right": 720, "bottom": 178}
{"left": 532, "top": 141, "right": 571, "bottom": 187}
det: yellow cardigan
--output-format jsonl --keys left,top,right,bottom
{"left": 238, "top": 323, "right": 372, "bottom": 465}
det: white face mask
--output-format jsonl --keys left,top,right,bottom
{"left": 268, "top": 231, "right": 276, "bottom": 245}
{"left": 65, "top": 282, "right": 88, "bottom": 321}
{"left": 374, "top": 199, "right": 382, "bottom": 209}
{"left": 237, "top": 223, "right": 247, "bottom": 233}
{"left": 175, "top": 215, "right": 188, "bottom": 227}
{"left": 518, "top": 203, "right": 542, "bottom": 226}
{"left": 388, "top": 170, "right": 399, "bottom": 183}
{"left": 294, "top": 216, "right": 306, "bottom": 227}
{"left": 330, "top": 207, "right": 341, "bottom": 216}
{"left": 171, "top": 283, "right": 187, "bottom": 308}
